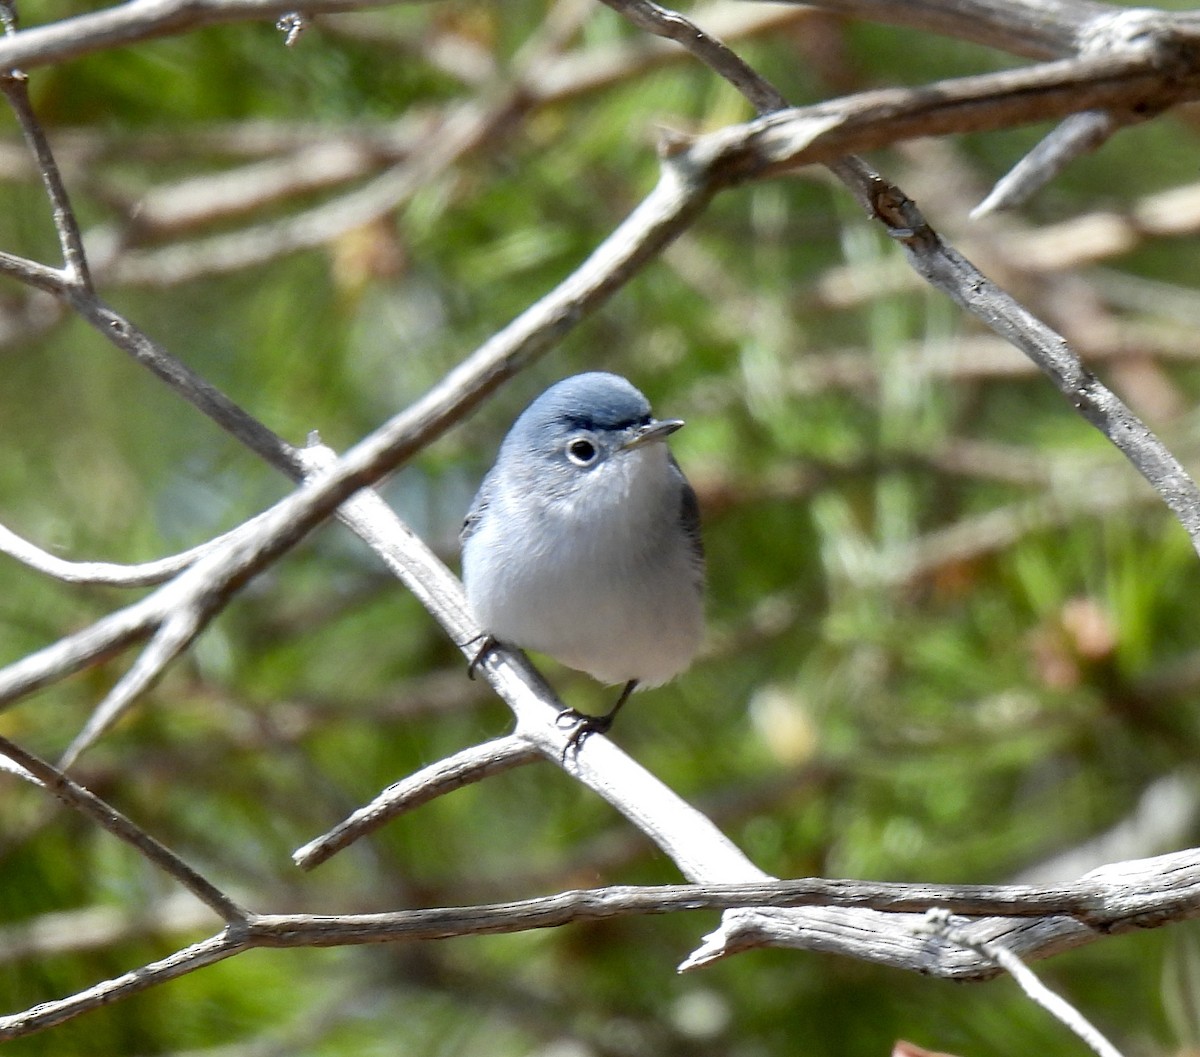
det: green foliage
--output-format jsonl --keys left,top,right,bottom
{"left": 3, "top": 1, "right": 1200, "bottom": 1054}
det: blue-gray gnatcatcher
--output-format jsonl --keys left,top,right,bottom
{"left": 461, "top": 372, "right": 704, "bottom": 747}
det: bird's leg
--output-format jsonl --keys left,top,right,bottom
{"left": 462, "top": 633, "right": 497, "bottom": 680}
{"left": 557, "top": 679, "right": 638, "bottom": 755}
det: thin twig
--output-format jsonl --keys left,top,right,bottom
{"left": 0, "top": 508, "right": 287, "bottom": 587}
{"left": 920, "top": 909, "right": 1127, "bottom": 1057}
{"left": 0, "top": 247, "right": 69, "bottom": 292}
{"left": 972, "top": 109, "right": 1119, "bottom": 216}
{"left": 599, "top": 0, "right": 786, "bottom": 112}
{"left": 64, "top": 294, "right": 301, "bottom": 475}
{"left": 866, "top": 183, "right": 1200, "bottom": 555}
{"left": 593, "top": 1, "right": 1200, "bottom": 570}
{"left": 294, "top": 734, "right": 541, "bottom": 870}
{"left": 0, "top": 736, "right": 248, "bottom": 923}
{"left": 0, "top": 2, "right": 91, "bottom": 289}
{"left": 58, "top": 607, "right": 203, "bottom": 767}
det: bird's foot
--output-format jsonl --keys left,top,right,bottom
{"left": 555, "top": 708, "right": 613, "bottom": 758}
{"left": 462, "top": 634, "right": 497, "bottom": 680}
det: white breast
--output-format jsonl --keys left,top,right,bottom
{"left": 463, "top": 446, "right": 703, "bottom": 687}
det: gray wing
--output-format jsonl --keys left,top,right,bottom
{"left": 460, "top": 468, "right": 496, "bottom": 547}
{"left": 672, "top": 456, "right": 705, "bottom": 586}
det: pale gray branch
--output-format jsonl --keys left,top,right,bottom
{"left": 0, "top": 511, "right": 281, "bottom": 587}
{"left": 6, "top": 848, "right": 1200, "bottom": 1038}
{"left": 0, "top": 493, "right": 293, "bottom": 711}
{"left": 4, "top": 0, "right": 1200, "bottom": 1038}
{"left": 0, "top": 0, "right": 420, "bottom": 71}
{"left": 973, "top": 109, "right": 1119, "bottom": 216}
{"left": 293, "top": 734, "right": 540, "bottom": 870}
{"left": 776, "top": 0, "right": 1141, "bottom": 60}
{"left": 0, "top": 736, "right": 247, "bottom": 923}
{"left": 864, "top": 183, "right": 1200, "bottom": 555}
{"left": 58, "top": 607, "right": 203, "bottom": 767}
{"left": 921, "top": 910, "right": 1127, "bottom": 1057}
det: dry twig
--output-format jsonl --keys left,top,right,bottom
{"left": 4, "top": 0, "right": 1200, "bottom": 1040}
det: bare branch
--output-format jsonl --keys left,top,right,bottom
{"left": 65, "top": 294, "right": 301, "bottom": 474}
{"left": 920, "top": 910, "right": 1127, "bottom": 1057}
{"left": 58, "top": 607, "right": 203, "bottom": 767}
{"left": 770, "top": 0, "right": 1141, "bottom": 60}
{"left": 600, "top": 0, "right": 787, "bottom": 112}
{"left": 0, "top": 0, "right": 423, "bottom": 71}
{"left": 972, "top": 109, "right": 1119, "bottom": 216}
{"left": 6, "top": 849, "right": 1200, "bottom": 1038}
{"left": 294, "top": 734, "right": 541, "bottom": 870}
{"left": 0, "top": 488, "right": 301, "bottom": 711}
{"left": 864, "top": 181, "right": 1200, "bottom": 555}
{"left": 0, "top": 509, "right": 286, "bottom": 587}
{"left": 0, "top": 25, "right": 91, "bottom": 287}
{"left": 0, "top": 736, "right": 247, "bottom": 923}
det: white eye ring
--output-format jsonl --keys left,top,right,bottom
{"left": 566, "top": 437, "right": 599, "bottom": 466}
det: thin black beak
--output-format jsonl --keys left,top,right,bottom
{"left": 620, "top": 418, "right": 684, "bottom": 451}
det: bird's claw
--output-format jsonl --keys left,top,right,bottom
{"left": 556, "top": 708, "right": 613, "bottom": 759}
{"left": 463, "top": 634, "right": 496, "bottom": 680}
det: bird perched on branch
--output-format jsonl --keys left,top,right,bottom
{"left": 462, "top": 372, "right": 705, "bottom": 750}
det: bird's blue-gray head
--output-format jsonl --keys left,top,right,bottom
{"left": 496, "top": 372, "right": 683, "bottom": 495}
{"left": 462, "top": 371, "right": 703, "bottom": 694}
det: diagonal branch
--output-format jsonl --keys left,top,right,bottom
{"left": 0, "top": 1, "right": 91, "bottom": 288}
{"left": 2, "top": 0, "right": 1199, "bottom": 1030}
{"left": 293, "top": 734, "right": 540, "bottom": 870}
{"left": 0, "top": 736, "right": 248, "bottom": 923}
{"left": 58, "top": 606, "right": 204, "bottom": 767}
{"left": 920, "top": 910, "right": 1126, "bottom": 1057}
{"left": 605, "top": 0, "right": 1200, "bottom": 555}
{"left": 870, "top": 182, "right": 1200, "bottom": 551}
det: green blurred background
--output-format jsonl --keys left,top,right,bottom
{"left": 3, "top": 0, "right": 1200, "bottom": 1053}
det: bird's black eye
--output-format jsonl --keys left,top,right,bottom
{"left": 566, "top": 437, "right": 598, "bottom": 466}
